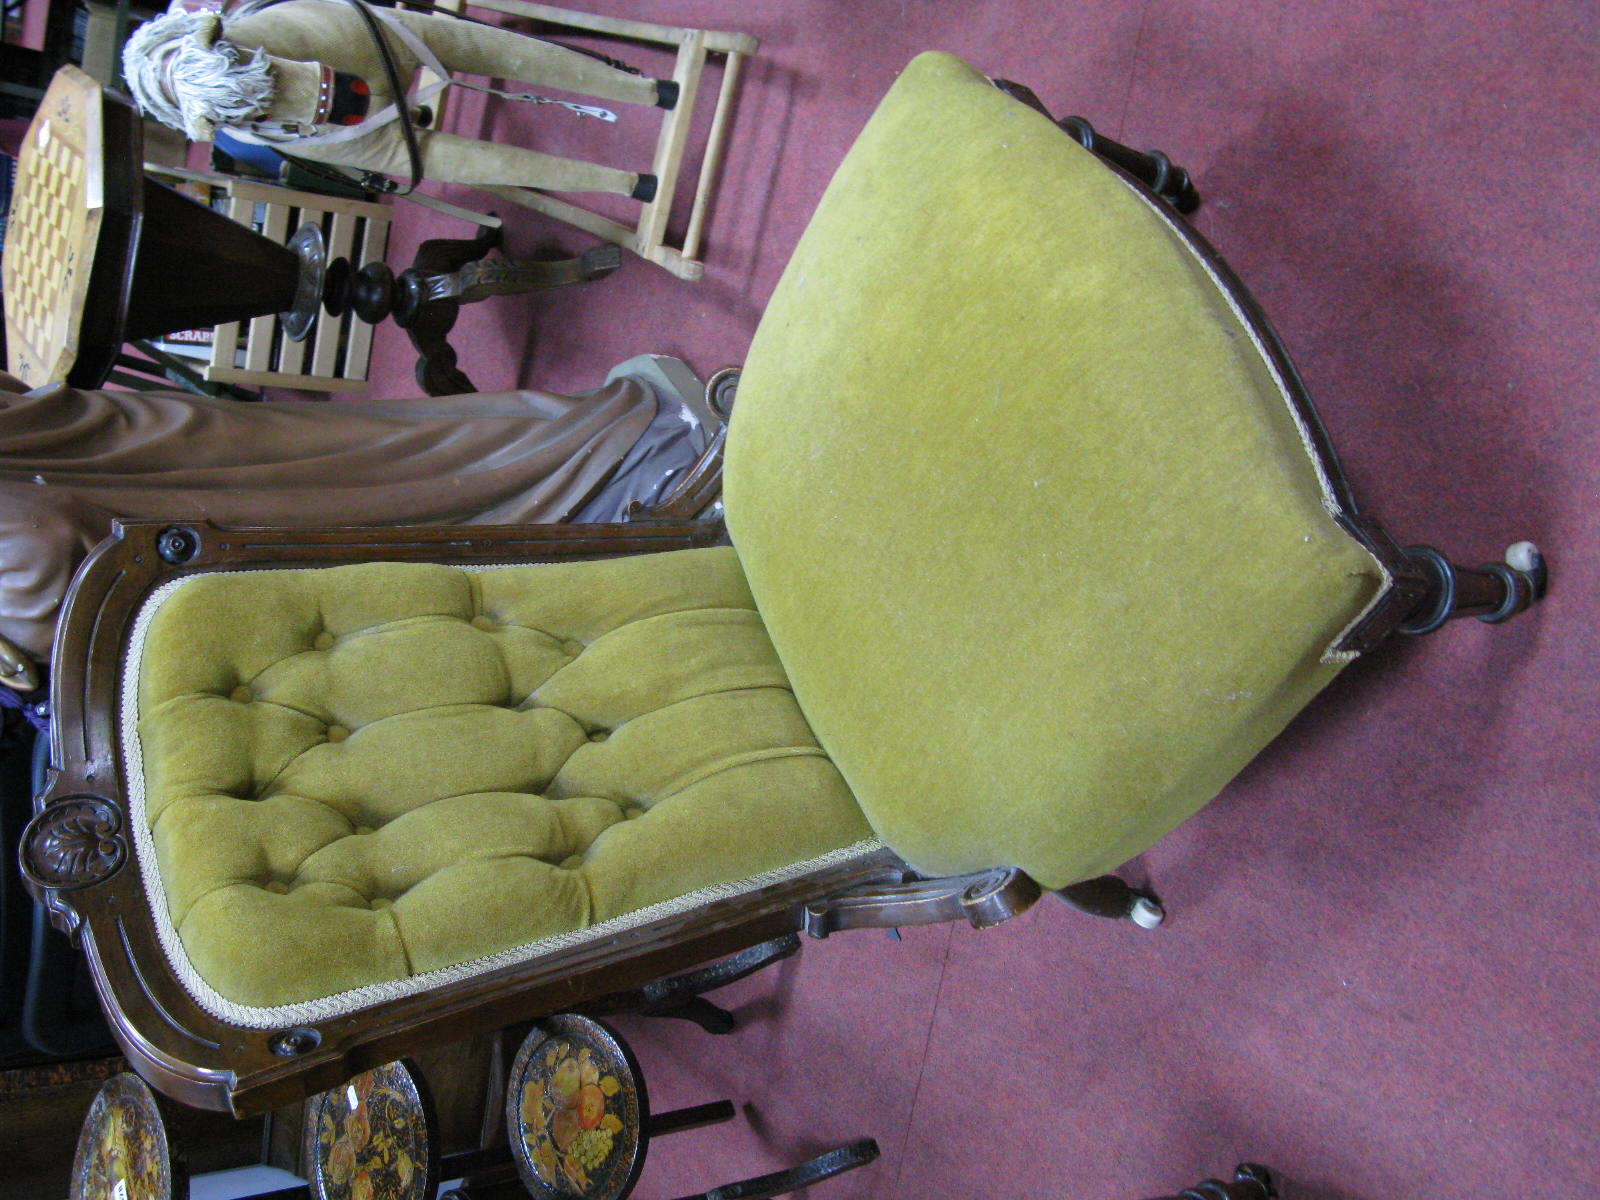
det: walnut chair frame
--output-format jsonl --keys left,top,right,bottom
{"left": 24, "top": 517, "right": 1050, "bottom": 1116}
{"left": 21, "top": 67, "right": 1546, "bottom": 1121}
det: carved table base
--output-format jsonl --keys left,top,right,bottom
{"left": 285, "top": 223, "right": 622, "bottom": 396}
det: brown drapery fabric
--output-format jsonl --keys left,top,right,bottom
{"left": 0, "top": 371, "right": 660, "bottom": 659}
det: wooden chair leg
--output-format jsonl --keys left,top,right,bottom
{"left": 1056, "top": 874, "right": 1165, "bottom": 928}
{"left": 988, "top": 80, "right": 1201, "bottom": 213}
{"left": 1397, "top": 541, "right": 1549, "bottom": 634}
{"left": 288, "top": 219, "right": 623, "bottom": 396}
{"left": 469, "top": 0, "right": 759, "bottom": 279}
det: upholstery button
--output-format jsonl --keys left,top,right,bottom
{"left": 623, "top": 807, "right": 644, "bottom": 821}
{"left": 369, "top": 897, "right": 393, "bottom": 911}
{"left": 471, "top": 615, "right": 496, "bottom": 631}
{"left": 264, "top": 881, "right": 289, "bottom": 895}
{"left": 560, "top": 854, "right": 584, "bottom": 870}
{"left": 561, "top": 639, "right": 583, "bottom": 657}
{"left": 229, "top": 686, "right": 253, "bottom": 704}
{"left": 326, "top": 725, "right": 350, "bottom": 743}
{"left": 313, "top": 632, "right": 336, "bottom": 651}
{"left": 588, "top": 730, "right": 609, "bottom": 743}
{"left": 353, "top": 825, "right": 374, "bottom": 836}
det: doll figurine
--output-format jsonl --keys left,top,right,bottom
{"left": 123, "top": 0, "right": 676, "bottom": 199}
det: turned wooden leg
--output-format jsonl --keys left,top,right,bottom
{"left": 389, "top": 242, "right": 623, "bottom": 396}
{"left": 1053, "top": 115, "right": 1201, "bottom": 214}
{"left": 988, "top": 80, "right": 1200, "bottom": 213}
{"left": 1057, "top": 874, "right": 1165, "bottom": 928}
{"left": 1397, "top": 541, "right": 1549, "bottom": 634}
{"left": 297, "top": 218, "right": 623, "bottom": 396}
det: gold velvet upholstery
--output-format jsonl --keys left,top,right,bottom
{"left": 128, "top": 549, "right": 871, "bottom": 1013}
{"left": 118, "top": 52, "right": 1396, "bottom": 1029}
{"left": 723, "top": 52, "right": 1389, "bottom": 888}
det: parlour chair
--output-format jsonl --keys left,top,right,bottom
{"left": 22, "top": 52, "right": 1545, "bottom": 1120}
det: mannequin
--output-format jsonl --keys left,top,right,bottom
{"left": 123, "top": 0, "right": 676, "bottom": 199}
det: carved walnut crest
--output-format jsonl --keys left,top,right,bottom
{"left": 23, "top": 797, "right": 127, "bottom": 889}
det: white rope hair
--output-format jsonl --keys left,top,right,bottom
{"left": 122, "top": 3, "right": 277, "bottom": 140}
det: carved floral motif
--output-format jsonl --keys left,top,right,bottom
{"left": 24, "top": 797, "right": 126, "bottom": 888}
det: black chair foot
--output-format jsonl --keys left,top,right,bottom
{"left": 632, "top": 172, "right": 659, "bottom": 202}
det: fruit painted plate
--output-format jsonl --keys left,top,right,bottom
{"left": 506, "top": 1015, "right": 647, "bottom": 1200}
{"left": 302, "top": 1060, "right": 438, "bottom": 1200}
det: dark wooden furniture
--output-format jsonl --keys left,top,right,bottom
{"left": 22, "top": 517, "right": 1161, "bottom": 1116}
{"left": 1, "top": 66, "right": 623, "bottom": 393}
{"left": 0, "top": 719, "right": 115, "bottom": 1063}
{"left": 62, "top": 1016, "right": 874, "bottom": 1200}
{"left": 1, "top": 65, "right": 301, "bottom": 389}
{"left": 289, "top": 222, "right": 622, "bottom": 396}
{"left": 20, "top": 70, "right": 1548, "bottom": 1124}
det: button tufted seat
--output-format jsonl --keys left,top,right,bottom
{"left": 127, "top": 547, "right": 874, "bottom": 1018}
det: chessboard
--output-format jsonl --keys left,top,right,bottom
{"left": 2, "top": 66, "right": 108, "bottom": 387}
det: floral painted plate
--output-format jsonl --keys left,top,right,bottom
{"left": 302, "top": 1059, "right": 439, "bottom": 1200}
{"left": 71, "top": 1073, "right": 184, "bottom": 1200}
{"left": 506, "top": 1015, "right": 648, "bottom": 1200}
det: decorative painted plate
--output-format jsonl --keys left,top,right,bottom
{"left": 303, "top": 1059, "right": 438, "bottom": 1200}
{"left": 506, "top": 1015, "right": 648, "bottom": 1200}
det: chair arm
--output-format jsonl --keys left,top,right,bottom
{"left": 627, "top": 424, "right": 727, "bottom": 522}
{"left": 802, "top": 866, "right": 1043, "bottom": 937}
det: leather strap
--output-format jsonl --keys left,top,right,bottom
{"left": 338, "top": 0, "right": 425, "bottom": 193}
